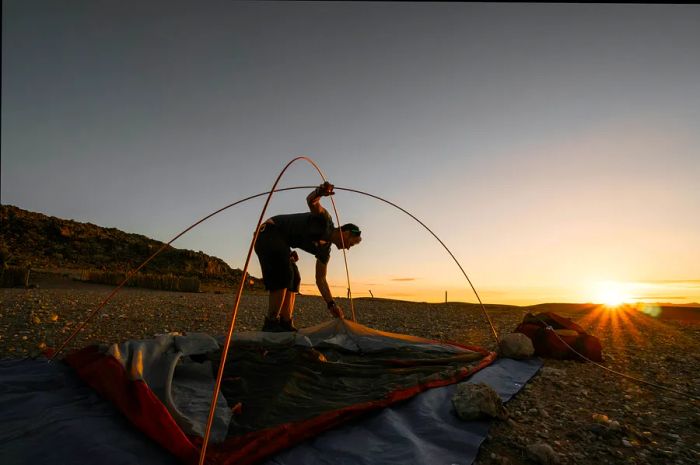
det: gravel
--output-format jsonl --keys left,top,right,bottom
{"left": 1, "top": 283, "right": 698, "bottom": 465}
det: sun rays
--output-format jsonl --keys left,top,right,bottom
{"left": 578, "top": 305, "right": 643, "bottom": 348}
{"left": 594, "top": 281, "right": 634, "bottom": 309}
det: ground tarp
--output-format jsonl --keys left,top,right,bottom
{"left": 263, "top": 357, "right": 542, "bottom": 465}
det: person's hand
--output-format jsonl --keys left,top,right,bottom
{"left": 328, "top": 301, "right": 345, "bottom": 319}
{"left": 318, "top": 181, "right": 335, "bottom": 196}
{"left": 290, "top": 250, "right": 299, "bottom": 262}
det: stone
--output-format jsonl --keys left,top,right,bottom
{"left": 452, "top": 382, "right": 508, "bottom": 421}
{"left": 499, "top": 333, "right": 535, "bottom": 359}
{"left": 526, "top": 442, "right": 560, "bottom": 465}
{"left": 587, "top": 424, "right": 608, "bottom": 436}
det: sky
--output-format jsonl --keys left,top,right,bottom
{"left": 2, "top": 1, "right": 699, "bottom": 305}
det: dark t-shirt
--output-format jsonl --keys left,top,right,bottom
{"left": 270, "top": 211, "right": 334, "bottom": 264}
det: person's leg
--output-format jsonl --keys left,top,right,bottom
{"left": 279, "top": 291, "right": 296, "bottom": 322}
{"left": 278, "top": 260, "right": 300, "bottom": 331}
{"left": 255, "top": 227, "right": 292, "bottom": 331}
{"left": 278, "top": 291, "right": 297, "bottom": 331}
{"left": 262, "top": 288, "right": 287, "bottom": 331}
{"left": 268, "top": 288, "right": 287, "bottom": 319}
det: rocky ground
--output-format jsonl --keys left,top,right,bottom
{"left": 1, "top": 277, "right": 698, "bottom": 465}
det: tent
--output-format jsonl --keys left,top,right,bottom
{"left": 2, "top": 167, "right": 545, "bottom": 463}
{"left": 1, "top": 319, "right": 542, "bottom": 465}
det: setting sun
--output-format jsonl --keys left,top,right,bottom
{"left": 601, "top": 292, "right": 626, "bottom": 308}
{"left": 595, "top": 281, "right": 633, "bottom": 308}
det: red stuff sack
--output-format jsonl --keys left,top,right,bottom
{"left": 514, "top": 312, "right": 603, "bottom": 362}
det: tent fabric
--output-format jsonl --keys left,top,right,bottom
{"left": 263, "top": 357, "right": 543, "bottom": 465}
{"left": 515, "top": 312, "right": 603, "bottom": 362}
{"left": 64, "top": 319, "right": 496, "bottom": 465}
{"left": 64, "top": 345, "right": 200, "bottom": 463}
{"left": 106, "top": 332, "right": 231, "bottom": 441}
{"left": 0, "top": 356, "right": 541, "bottom": 465}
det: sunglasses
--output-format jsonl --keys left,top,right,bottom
{"left": 346, "top": 228, "right": 361, "bottom": 237}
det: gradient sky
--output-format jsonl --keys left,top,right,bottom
{"left": 3, "top": 2, "right": 699, "bottom": 305}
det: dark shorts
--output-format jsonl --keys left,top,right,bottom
{"left": 254, "top": 225, "right": 301, "bottom": 292}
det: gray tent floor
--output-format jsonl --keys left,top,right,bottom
{"left": 0, "top": 357, "right": 541, "bottom": 465}
{"left": 263, "top": 357, "right": 542, "bottom": 465}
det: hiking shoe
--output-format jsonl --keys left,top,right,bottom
{"left": 279, "top": 318, "right": 298, "bottom": 332}
{"left": 262, "top": 316, "right": 283, "bottom": 332}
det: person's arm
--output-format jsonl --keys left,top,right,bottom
{"left": 315, "top": 259, "right": 333, "bottom": 303}
{"left": 307, "top": 182, "right": 334, "bottom": 216}
{"left": 315, "top": 259, "right": 344, "bottom": 318}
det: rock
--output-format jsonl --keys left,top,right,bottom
{"left": 587, "top": 424, "right": 608, "bottom": 436}
{"left": 526, "top": 442, "right": 560, "bottom": 465}
{"left": 499, "top": 333, "right": 534, "bottom": 359}
{"left": 452, "top": 382, "right": 508, "bottom": 421}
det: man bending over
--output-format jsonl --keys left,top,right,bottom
{"left": 254, "top": 182, "right": 362, "bottom": 332}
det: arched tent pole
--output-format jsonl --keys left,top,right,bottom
{"left": 197, "top": 157, "right": 346, "bottom": 465}
{"left": 49, "top": 176, "right": 499, "bottom": 462}
{"left": 327, "top": 194, "right": 355, "bottom": 320}
{"left": 52, "top": 184, "right": 491, "bottom": 360}
{"left": 335, "top": 187, "right": 500, "bottom": 345}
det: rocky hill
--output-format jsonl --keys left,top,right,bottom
{"left": 0, "top": 204, "right": 258, "bottom": 287}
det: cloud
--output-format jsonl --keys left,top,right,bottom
{"left": 391, "top": 278, "right": 416, "bottom": 282}
{"left": 300, "top": 283, "right": 347, "bottom": 290}
{"left": 633, "top": 296, "right": 687, "bottom": 300}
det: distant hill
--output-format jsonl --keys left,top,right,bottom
{"left": 0, "top": 204, "right": 258, "bottom": 287}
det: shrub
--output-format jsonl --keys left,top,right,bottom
{"left": 1, "top": 266, "right": 29, "bottom": 288}
{"left": 80, "top": 269, "right": 200, "bottom": 293}
{"left": 178, "top": 276, "right": 200, "bottom": 293}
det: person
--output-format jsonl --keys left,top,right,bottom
{"left": 254, "top": 182, "right": 362, "bottom": 332}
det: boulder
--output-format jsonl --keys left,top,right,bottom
{"left": 452, "top": 382, "right": 507, "bottom": 421}
{"left": 499, "top": 333, "right": 535, "bottom": 359}
{"left": 526, "top": 442, "right": 560, "bottom": 464}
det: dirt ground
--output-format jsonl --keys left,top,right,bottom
{"left": 1, "top": 273, "right": 698, "bottom": 465}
